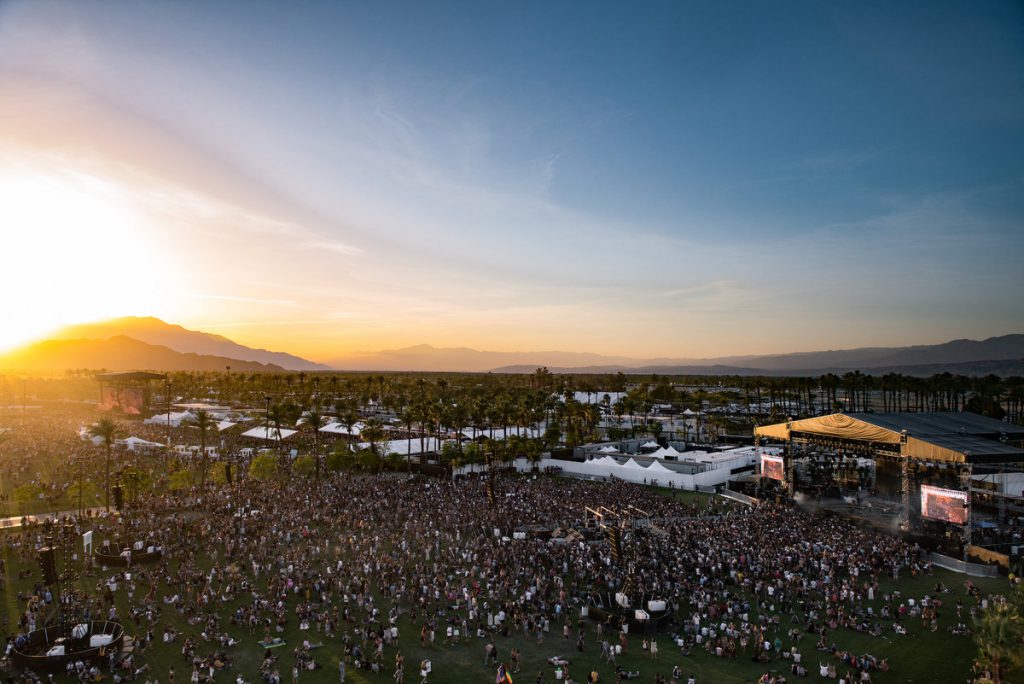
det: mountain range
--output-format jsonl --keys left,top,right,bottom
{"left": 334, "top": 336, "right": 1024, "bottom": 376}
{"left": 0, "top": 335, "right": 286, "bottom": 372}
{"left": 52, "top": 317, "right": 329, "bottom": 371}
{"left": 0, "top": 316, "right": 1021, "bottom": 377}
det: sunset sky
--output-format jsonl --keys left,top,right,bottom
{"left": 1, "top": 1, "right": 1022, "bottom": 364}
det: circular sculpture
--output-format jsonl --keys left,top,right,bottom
{"left": 10, "top": 621, "right": 125, "bottom": 672}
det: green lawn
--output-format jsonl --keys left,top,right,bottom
{"left": 0, "top": 512, "right": 1017, "bottom": 684}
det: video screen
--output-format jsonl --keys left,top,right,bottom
{"left": 920, "top": 484, "right": 968, "bottom": 524}
{"left": 761, "top": 454, "right": 785, "bottom": 481}
{"left": 99, "top": 387, "right": 145, "bottom": 415}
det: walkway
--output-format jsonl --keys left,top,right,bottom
{"left": 0, "top": 507, "right": 108, "bottom": 530}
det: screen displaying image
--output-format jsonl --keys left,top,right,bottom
{"left": 761, "top": 454, "right": 785, "bottom": 481}
{"left": 920, "top": 484, "right": 968, "bottom": 524}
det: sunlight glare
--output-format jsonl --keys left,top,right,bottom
{"left": 0, "top": 168, "right": 172, "bottom": 352}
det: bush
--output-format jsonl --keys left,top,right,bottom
{"left": 168, "top": 469, "right": 195, "bottom": 491}
{"left": 293, "top": 455, "right": 315, "bottom": 478}
{"left": 249, "top": 453, "right": 278, "bottom": 481}
{"left": 326, "top": 449, "right": 348, "bottom": 473}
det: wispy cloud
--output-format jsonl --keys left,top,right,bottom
{"left": 196, "top": 294, "right": 296, "bottom": 306}
{"left": 301, "top": 240, "right": 362, "bottom": 256}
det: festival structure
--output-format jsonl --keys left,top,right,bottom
{"left": 96, "top": 371, "right": 167, "bottom": 415}
{"left": 754, "top": 412, "right": 1024, "bottom": 563}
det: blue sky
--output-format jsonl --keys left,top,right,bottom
{"left": 0, "top": 0, "right": 1021, "bottom": 361}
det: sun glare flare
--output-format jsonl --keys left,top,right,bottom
{"left": 0, "top": 167, "right": 173, "bottom": 352}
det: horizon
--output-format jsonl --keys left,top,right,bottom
{"left": 2, "top": 1, "right": 1023, "bottom": 362}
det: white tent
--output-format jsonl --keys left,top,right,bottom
{"left": 621, "top": 458, "right": 646, "bottom": 469}
{"left": 641, "top": 441, "right": 660, "bottom": 449}
{"left": 357, "top": 438, "right": 441, "bottom": 456}
{"left": 119, "top": 436, "right": 164, "bottom": 450}
{"left": 242, "top": 426, "right": 298, "bottom": 441}
{"left": 320, "top": 422, "right": 365, "bottom": 436}
{"left": 598, "top": 445, "right": 619, "bottom": 453}
{"left": 646, "top": 460, "right": 674, "bottom": 474}
{"left": 216, "top": 421, "right": 236, "bottom": 432}
{"left": 144, "top": 411, "right": 196, "bottom": 428}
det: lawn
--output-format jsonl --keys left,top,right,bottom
{"left": 0, "top": 505, "right": 1017, "bottom": 684}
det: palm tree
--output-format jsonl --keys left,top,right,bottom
{"left": 360, "top": 418, "right": 387, "bottom": 474}
{"left": 266, "top": 402, "right": 288, "bottom": 448}
{"left": 299, "top": 406, "right": 327, "bottom": 487}
{"left": 89, "top": 417, "right": 124, "bottom": 512}
{"left": 182, "top": 409, "right": 216, "bottom": 489}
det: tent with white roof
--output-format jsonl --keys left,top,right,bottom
{"left": 144, "top": 411, "right": 196, "bottom": 428}
{"left": 242, "top": 426, "right": 298, "bottom": 441}
{"left": 320, "top": 422, "right": 365, "bottom": 436}
{"left": 646, "top": 460, "right": 675, "bottom": 474}
{"left": 119, "top": 436, "right": 164, "bottom": 450}
{"left": 621, "top": 458, "right": 646, "bottom": 469}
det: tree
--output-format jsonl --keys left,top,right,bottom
{"left": 168, "top": 469, "right": 195, "bottom": 491}
{"left": 973, "top": 590, "right": 1024, "bottom": 683}
{"left": 299, "top": 407, "right": 327, "bottom": 487}
{"left": 360, "top": 418, "right": 387, "bottom": 474}
{"left": 89, "top": 417, "right": 124, "bottom": 512}
{"left": 181, "top": 409, "right": 216, "bottom": 489}
{"left": 293, "top": 454, "right": 316, "bottom": 479}
{"left": 249, "top": 453, "right": 279, "bottom": 481}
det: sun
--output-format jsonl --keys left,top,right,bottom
{"left": 0, "top": 166, "right": 173, "bottom": 352}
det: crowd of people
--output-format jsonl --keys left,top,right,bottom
{"left": 0, "top": 411, "right": 1017, "bottom": 684}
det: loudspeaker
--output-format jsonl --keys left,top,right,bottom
{"left": 39, "top": 547, "right": 58, "bottom": 585}
{"left": 225, "top": 463, "right": 233, "bottom": 484}
{"left": 112, "top": 485, "right": 124, "bottom": 511}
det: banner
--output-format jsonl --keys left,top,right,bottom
{"left": 761, "top": 454, "right": 785, "bottom": 481}
{"left": 82, "top": 530, "right": 93, "bottom": 555}
{"left": 920, "top": 484, "right": 968, "bottom": 524}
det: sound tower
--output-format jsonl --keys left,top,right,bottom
{"left": 112, "top": 484, "right": 124, "bottom": 511}
{"left": 39, "top": 547, "right": 58, "bottom": 586}
{"left": 225, "top": 463, "right": 233, "bottom": 484}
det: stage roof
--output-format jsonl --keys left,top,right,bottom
{"left": 847, "top": 412, "right": 1024, "bottom": 440}
{"left": 755, "top": 412, "right": 1024, "bottom": 464}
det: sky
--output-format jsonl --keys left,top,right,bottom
{"left": 0, "top": 0, "right": 1022, "bottom": 365}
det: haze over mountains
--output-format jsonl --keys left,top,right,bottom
{"left": 53, "top": 317, "right": 329, "bottom": 371}
{"left": 0, "top": 317, "right": 1021, "bottom": 376}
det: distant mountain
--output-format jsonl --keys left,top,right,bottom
{"left": 492, "top": 358, "right": 1024, "bottom": 378}
{"left": 710, "top": 335, "right": 1024, "bottom": 372}
{"left": 328, "top": 344, "right": 666, "bottom": 373}
{"left": 485, "top": 334, "right": 1024, "bottom": 376}
{"left": 0, "top": 335, "right": 285, "bottom": 372}
{"left": 54, "top": 317, "right": 329, "bottom": 371}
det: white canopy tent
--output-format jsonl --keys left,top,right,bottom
{"left": 320, "top": 422, "right": 365, "bottom": 436}
{"left": 118, "top": 436, "right": 164, "bottom": 451}
{"left": 242, "top": 426, "right": 298, "bottom": 441}
{"left": 144, "top": 411, "right": 196, "bottom": 428}
{"left": 357, "top": 438, "right": 441, "bottom": 455}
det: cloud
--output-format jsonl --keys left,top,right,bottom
{"left": 301, "top": 240, "right": 362, "bottom": 256}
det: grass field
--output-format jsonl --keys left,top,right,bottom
{"left": 0, "top": 502, "right": 1017, "bottom": 684}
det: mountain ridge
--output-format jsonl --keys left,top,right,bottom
{"left": 329, "top": 335, "right": 1024, "bottom": 374}
{"left": 0, "top": 335, "right": 285, "bottom": 372}
{"left": 54, "top": 317, "right": 329, "bottom": 371}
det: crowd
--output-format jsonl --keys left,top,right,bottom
{"left": 0, "top": 414, "right": 1014, "bottom": 684}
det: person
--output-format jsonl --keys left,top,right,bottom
{"left": 394, "top": 651, "right": 404, "bottom": 684}
{"left": 419, "top": 658, "right": 431, "bottom": 684}
{"left": 650, "top": 639, "right": 658, "bottom": 660}
{"left": 338, "top": 658, "right": 346, "bottom": 683}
